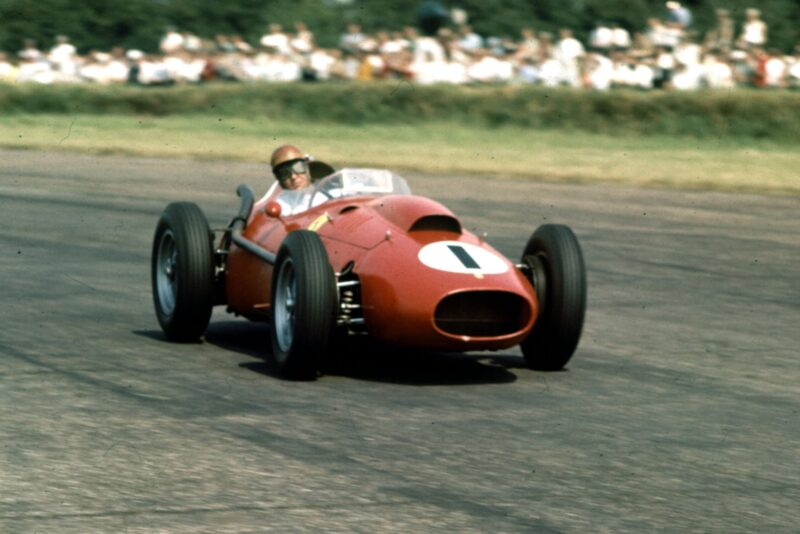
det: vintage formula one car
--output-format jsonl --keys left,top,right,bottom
{"left": 151, "top": 166, "right": 587, "bottom": 379}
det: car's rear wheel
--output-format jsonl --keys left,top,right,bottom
{"left": 151, "top": 202, "right": 214, "bottom": 341}
{"left": 271, "top": 230, "right": 337, "bottom": 380}
{"left": 520, "top": 224, "right": 587, "bottom": 370}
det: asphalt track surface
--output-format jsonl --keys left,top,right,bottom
{"left": 1, "top": 149, "right": 798, "bottom": 533}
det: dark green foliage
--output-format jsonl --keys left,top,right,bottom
{"left": 2, "top": 82, "right": 799, "bottom": 141}
{"left": 0, "top": 0, "right": 797, "bottom": 54}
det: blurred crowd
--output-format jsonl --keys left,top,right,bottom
{"left": 2, "top": 3, "right": 799, "bottom": 90}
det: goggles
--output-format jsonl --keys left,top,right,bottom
{"left": 274, "top": 159, "right": 309, "bottom": 181}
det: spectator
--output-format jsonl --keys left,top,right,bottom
{"left": 48, "top": 35, "right": 77, "bottom": 71}
{"left": 160, "top": 28, "right": 184, "bottom": 54}
{"left": 646, "top": 18, "right": 676, "bottom": 50}
{"left": 583, "top": 52, "right": 613, "bottom": 90}
{"left": 704, "top": 51, "right": 735, "bottom": 89}
{"left": 706, "top": 8, "right": 735, "bottom": 52}
{"left": 182, "top": 32, "right": 202, "bottom": 53}
{"left": 412, "top": 26, "right": 446, "bottom": 65}
{"left": 466, "top": 48, "right": 513, "bottom": 84}
{"left": 291, "top": 22, "right": 315, "bottom": 54}
{"left": 554, "top": 28, "right": 585, "bottom": 87}
{"left": 18, "top": 39, "right": 42, "bottom": 61}
{"left": 417, "top": 1, "right": 450, "bottom": 37}
{"left": 339, "top": 23, "right": 365, "bottom": 54}
{"left": 313, "top": 47, "right": 343, "bottom": 81}
{"left": 231, "top": 35, "right": 253, "bottom": 54}
{"left": 611, "top": 23, "right": 632, "bottom": 50}
{"left": 515, "top": 28, "right": 541, "bottom": 61}
{"left": 630, "top": 31, "right": 655, "bottom": 60}
{"left": 17, "top": 51, "right": 53, "bottom": 83}
{"left": 457, "top": 25, "right": 483, "bottom": 52}
{"left": 137, "top": 54, "right": 172, "bottom": 85}
{"left": 260, "top": 24, "right": 291, "bottom": 55}
{"left": 671, "top": 60, "right": 703, "bottom": 90}
{"left": 517, "top": 55, "right": 540, "bottom": 84}
{"left": 674, "top": 31, "right": 702, "bottom": 68}
{"left": 653, "top": 45, "right": 676, "bottom": 88}
{"left": 589, "top": 22, "right": 614, "bottom": 53}
{"left": 215, "top": 35, "right": 236, "bottom": 53}
{"left": 665, "top": 1, "right": 692, "bottom": 29}
{"left": 610, "top": 50, "right": 635, "bottom": 87}
{"left": 740, "top": 8, "right": 768, "bottom": 49}
{"left": 764, "top": 49, "right": 787, "bottom": 88}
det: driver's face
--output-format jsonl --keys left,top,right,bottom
{"left": 280, "top": 171, "right": 310, "bottom": 190}
{"left": 275, "top": 159, "right": 311, "bottom": 190}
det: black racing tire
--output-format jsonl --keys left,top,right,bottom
{"left": 520, "top": 224, "right": 587, "bottom": 370}
{"left": 270, "top": 230, "right": 337, "bottom": 380}
{"left": 151, "top": 202, "right": 215, "bottom": 341}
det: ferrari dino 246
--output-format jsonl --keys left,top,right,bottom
{"left": 151, "top": 167, "right": 587, "bottom": 379}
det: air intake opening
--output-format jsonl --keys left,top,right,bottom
{"left": 409, "top": 215, "right": 461, "bottom": 234}
{"left": 435, "top": 291, "right": 530, "bottom": 337}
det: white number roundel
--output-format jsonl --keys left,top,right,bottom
{"left": 418, "top": 241, "right": 509, "bottom": 275}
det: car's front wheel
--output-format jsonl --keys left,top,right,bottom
{"left": 151, "top": 202, "right": 214, "bottom": 341}
{"left": 270, "top": 230, "right": 337, "bottom": 380}
{"left": 520, "top": 224, "right": 587, "bottom": 370}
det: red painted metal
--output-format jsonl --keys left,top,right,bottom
{"left": 223, "top": 180, "right": 539, "bottom": 351}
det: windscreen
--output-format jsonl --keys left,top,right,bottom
{"left": 274, "top": 168, "right": 412, "bottom": 215}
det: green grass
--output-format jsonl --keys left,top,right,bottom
{"left": 2, "top": 114, "right": 798, "bottom": 195}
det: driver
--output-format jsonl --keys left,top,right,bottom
{"left": 271, "top": 144, "right": 311, "bottom": 190}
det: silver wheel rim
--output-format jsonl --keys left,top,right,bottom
{"left": 274, "top": 257, "right": 296, "bottom": 356}
{"left": 156, "top": 229, "right": 178, "bottom": 318}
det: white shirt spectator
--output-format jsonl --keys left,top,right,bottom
{"left": 764, "top": 56, "right": 786, "bottom": 87}
{"left": 260, "top": 26, "right": 291, "bottom": 55}
{"left": 538, "top": 57, "right": 563, "bottom": 87}
{"left": 49, "top": 37, "right": 76, "bottom": 66}
{"left": 182, "top": 32, "right": 202, "bottom": 53}
{"left": 674, "top": 41, "right": 701, "bottom": 67}
{"left": 448, "top": 61, "right": 470, "bottom": 84}
{"left": 741, "top": 10, "right": 767, "bottom": 48}
{"left": 704, "top": 56, "right": 734, "bottom": 88}
{"left": 409, "top": 49, "right": 445, "bottom": 84}
{"left": 656, "top": 50, "right": 676, "bottom": 71}
{"left": 413, "top": 36, "right": 446, "bottom": 65}
{"left": 138, "top": 57, "right": 171, "bottom": 85}
{"left": 584, "top": 53, "right": 613, "bottom": 90}
{"left": 18, "top": 58, "right": 54, "bottom": 84}
{"left": 340, "top": 25, "right": 365, "bottom": 54}
{"left": 611, "top": 59, "right": 636, "bottom": 87}
{"left": 590, "top": 25, "right": 614, "bottom": 50}
{"left": 467, "top": 54, "right": 513, "bottom": 83}
{"left": 555, "top": 31, "right": 585, "bottom": 87}
{"left": 517, "top": 59, "right": 540, "bottom": 84}
{"left": 671, "top": 63, "right": 704, "bottom": 90}
{"left": 291, "top": 25, "right": 314, "bottom": 54}
{"left": 160, "top": 31, "right": 184, "bottom": 54}
{"left": 632, "top": 62, "right": 655, "bottom": 89}
{"left": 309, "top": 49, "right": 336, "bottom": 80}
{"left": 458, "top": 26, "right": 483, "bottom": 52}
{"left": 612, "top": 27, "right": 632, "bottom": 49}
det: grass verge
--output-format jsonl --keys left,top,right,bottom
{"left": 2, "top": 113, "right": 798, "bottom": 196}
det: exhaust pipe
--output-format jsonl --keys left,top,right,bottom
{"left": 229, "top": 184, "right": 276, "bottom": 264}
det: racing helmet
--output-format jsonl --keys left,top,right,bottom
{"left": 270, "top": 144, "right": 307, "bottom": 180}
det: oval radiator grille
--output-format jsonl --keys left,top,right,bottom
{"left": 434, "top": 291, "right": 530, "bottom": 337}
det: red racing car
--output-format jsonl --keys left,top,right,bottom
{"left": 151, "top": 166, "right": 587, "bottom": 379}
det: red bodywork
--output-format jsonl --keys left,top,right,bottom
{"left": 224, "top": 175, "right": 539, "bottom": 352}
